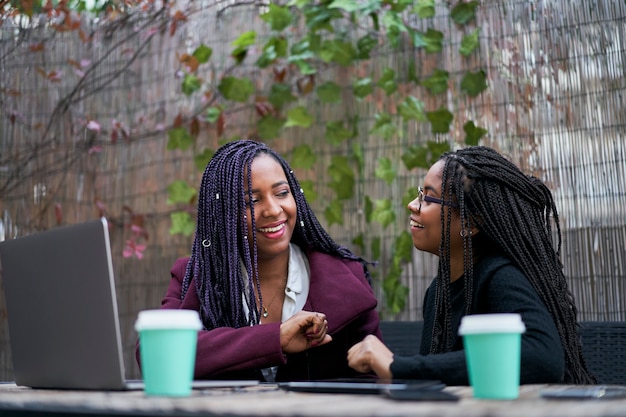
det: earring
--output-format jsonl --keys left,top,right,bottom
{"left": 460, "top": 229, "right": 473, "bottom": 238}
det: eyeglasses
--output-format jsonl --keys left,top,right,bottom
{"left": 417, "top": 186, "right": 459, "bottom": 210}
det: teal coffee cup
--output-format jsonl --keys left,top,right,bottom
{"left": 135, "top": 309, "right": 202, "bottom": 397}
{"left": 458, "top": 313, "right": 526, "bottom": 400}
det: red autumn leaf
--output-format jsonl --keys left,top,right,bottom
{"left": 67, "top": 59, "right": 81, "bottom": 69}
{"left": 273, "top": 67, "right": 287, "bottom": 83}
{"left": 173, "top": 113, "right": 184, "bottom": 128}
{"left": 54, "top": 203, "right": 63, "bottom": 225}
{"left": 29, "top": 43, "right": 45, "bottom": 52}
{"left": 216, "top": 112, "right": 225, "bottom": 137}
{"left": 190, "top": 118, "right": 200, "bottom": 137}
{"left": 95, "top": 199, "right": 107, "bottom": 217}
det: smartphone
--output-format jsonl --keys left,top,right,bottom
{"left": 540, "top": 386, "right": 626, "bottom": 400}
{"left": 383, "top": 388, "right": 460, "bottom": 402}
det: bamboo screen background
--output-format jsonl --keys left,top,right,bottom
{"left": 1, "top": 1, "right": 624, "bottom": 381}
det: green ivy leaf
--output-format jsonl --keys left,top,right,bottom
{"left": 421, "top": 69, "right": 449, "bottom": 95}
{"left": 398, "top": 96, "right": 427, "bottom": 122}
{"left": 231, "top": 31, "right": 256, "bottom": 64}
{"left": 304, "top": 5, "right": 343, "bottom": 33}
{"left": 170, "top": 211, "right": 195, "bottom": 237}
{"left": 328, "top": 155, "right": 355, "bottom": 200}
{"left": 328, "top": 0, "right": 363, "bottom": 12}
{"left": 401, "top": 145, "right": 429, "bottom": 170}
{"left": 167, "top": 180, "right": 197, "bottom": 205}
{"left": 324, "top": 199, "right": 344, "bottom": 226}
{"left": 387, "top": 0, "right": 413, "bottom": 13}
{"left": 357, "top": 34, "right": 377, "bottom": 59}
{"left": 194, "top": 148, "right": 215, "bottom": 172}
{"left": 414, "top": 0, "right": 435, "bottom": 18}
{"left": 382, "top": 11, "right": 407, "bottom": 48}
{"left": 268, "top": 83, "right": 297, "bottom": 110}
{"left": 451, "top": 0, "right": 479, "bottom": 25}
{"left": 408, "top": 59, "right": 419, "bottom": 84}
{"left": 423, "top": 28, "right": 444, "bottom": 53}
{"left": 463, "top": 120, "right": 488, "bottom": 145}
{"left": 286, "top": 106, "right": 313, "bottom": 127}
{"left": 402, "top": 186, "right": 419, "bottom": 208}
{"left": 364, "top": 195, "right": 374, "bottom": 223}
{"left": 353, "top": 77, "right": 374, "bottom": 99}
{"left": 375, "top": 157, "right": 396, "bottom": 185}
{"left": 181, "top": 74, "right": 201, "bottom": 96}
{"left": 257, "top": 115, "right": 285, "bottom": 139}
{"left": 426, "top": 140, "right": 452, "bottom": 160}
{"left": 166, "top": 127, "right": 193, "bottom": 150}
{"left": 369, "top": 112, "right": 397, "bottom": 141}
{"left": 261, "top": 3, "right": 293, "bottom": 31}
{"left": 317, "top": 81, "right": 342, "bottom": 103}
{"left": 352, "top": 142, "right": 365, "bottom": 174}
{"left": 460, "top": 69, "right": 488, "bottom": 97}
{"left": 409, "top": 28, "right": 428, "bottom": 49}
{"left": 325, "top": 120, "right": 354, "bottom": 145}
{"left": 426, "top": 107, "right": 454, "bottom": 133}
{"left": 192, "top": 44, "right": 212, "bottom": 63}
{"left": 460, "top": 28, "right": 480, "bottom": 56}
{"left": 293, "top": 60, "right": 317, "bottom": 75}
{"left": 372, "top": 198, "right": 396, "bottom": 229}
{"left": 205, "top": 107, "right": 221, "bottom": 123}
{"left": 291, "top": 144, "right": 317, "bottom": 169}
{"left": 383, "top": 265, "right": 409, "bottom": 313}
{"left": 394, "top": 231, "right": 414, "bottom": 263}
{"left": 257, "top": 37, "right": 288, "bottom": 68}
{"left": 377, "top": 67, "right": 397, "bottom": 95}
{"left": 352, "top": 233, "right": 365, "bottom": 253}
{"left": 371, "top": 235, "right": 381, "bottom": 260}
{"left": 218, "top": 76, "right": 254, "bottom": 102}
{"left": 299, "top": 179, "right": 318, "bottom": 202}
{"left": 319, "top": 39, "right": 356, "bottom": 66}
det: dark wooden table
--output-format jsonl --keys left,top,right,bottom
{"left": 0, "top": 383, "right": 625, "bottom": 417}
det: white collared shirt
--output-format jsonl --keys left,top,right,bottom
{"left": 241, "top": 244, "right": 311, "bottom": 382}
{"left": 241, "top": 243, "right": 310, "bottom": 322}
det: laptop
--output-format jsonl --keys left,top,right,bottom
{"left": 278, "top": 378, "right": 445, "bottom": 395}
{"left": 0, "top": 218, "right": 257, "bottom": 391}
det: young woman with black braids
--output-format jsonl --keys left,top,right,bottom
{"left": 136, "top": 139, "right": 381, "bottom": 382}
{"left": 348, "top": 146, "right": 596, "bottom": 385}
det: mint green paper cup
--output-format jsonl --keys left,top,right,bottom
{"left": 459, "top": 314, "right": 526, "bottom": 400}
{"left": 135, "top": 309, "right": 202, "bottom": 397}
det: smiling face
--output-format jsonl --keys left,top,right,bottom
{"left": 245, "top": 153, "right": 297, "bottom": 261}
{"left": 407, "top": 159, "right": 464, "bottom": 257}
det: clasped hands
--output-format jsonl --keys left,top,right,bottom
{"left": 280, "top": 310, "right": 331, "bottom": 353}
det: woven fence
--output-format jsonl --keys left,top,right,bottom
{"left": 0, "top": 0, "right": 624, "bottom": 381}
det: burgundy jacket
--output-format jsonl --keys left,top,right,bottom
{"left": 136, "top": 250, "right": 381, "bottom": 381}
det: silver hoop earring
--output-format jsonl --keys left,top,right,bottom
{"left": 460, "top": 229, "right": 473, "bottom": 238}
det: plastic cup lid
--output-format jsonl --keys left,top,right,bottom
{"left": 134, "top": 309, "right": 202, "bottom": 331}
{"left": 458, "top": 313, "right": 526, "bottom": 335}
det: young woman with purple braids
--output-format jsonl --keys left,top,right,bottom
{"left": 137, "top": 139, "right": 381, "bottom": 382}
{"left": 348, "top": 146, "right": 595, "bottom": 385}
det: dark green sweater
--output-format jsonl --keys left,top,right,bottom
{"left": 391, "top": 255, "right": 565, "bottom": 385}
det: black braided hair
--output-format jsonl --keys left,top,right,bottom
{"left": 180, "top": 139, "right": 371, "bottom": 330}
{"left": 429, "top": 145, "right": 596, "bottom": 384}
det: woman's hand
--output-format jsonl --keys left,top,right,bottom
{"left": 280, "top": 310, "right": 332, "bottom": 353}
{"left": 347, "top": 335, "right": 394, "bottom": 379}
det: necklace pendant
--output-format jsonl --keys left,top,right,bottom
{"left": 262, "top": 307, "right": 269, "bottom": 318}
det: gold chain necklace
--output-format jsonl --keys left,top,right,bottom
{"left": 259, "top": 279, "right": 287, "bottom": 318}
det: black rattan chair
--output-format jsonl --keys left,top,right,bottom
{"left": 578, "top": 321, "right": 626, "bottom": 385}
{"left": 379, "top": 320, "right": 423, "bottom": 357}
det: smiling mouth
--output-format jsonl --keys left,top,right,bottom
{"left": 410, "top": 219, "right": 424, "bottom": 228}
{"left": 258, "top": 223, "right": 285, "bottom": 233}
